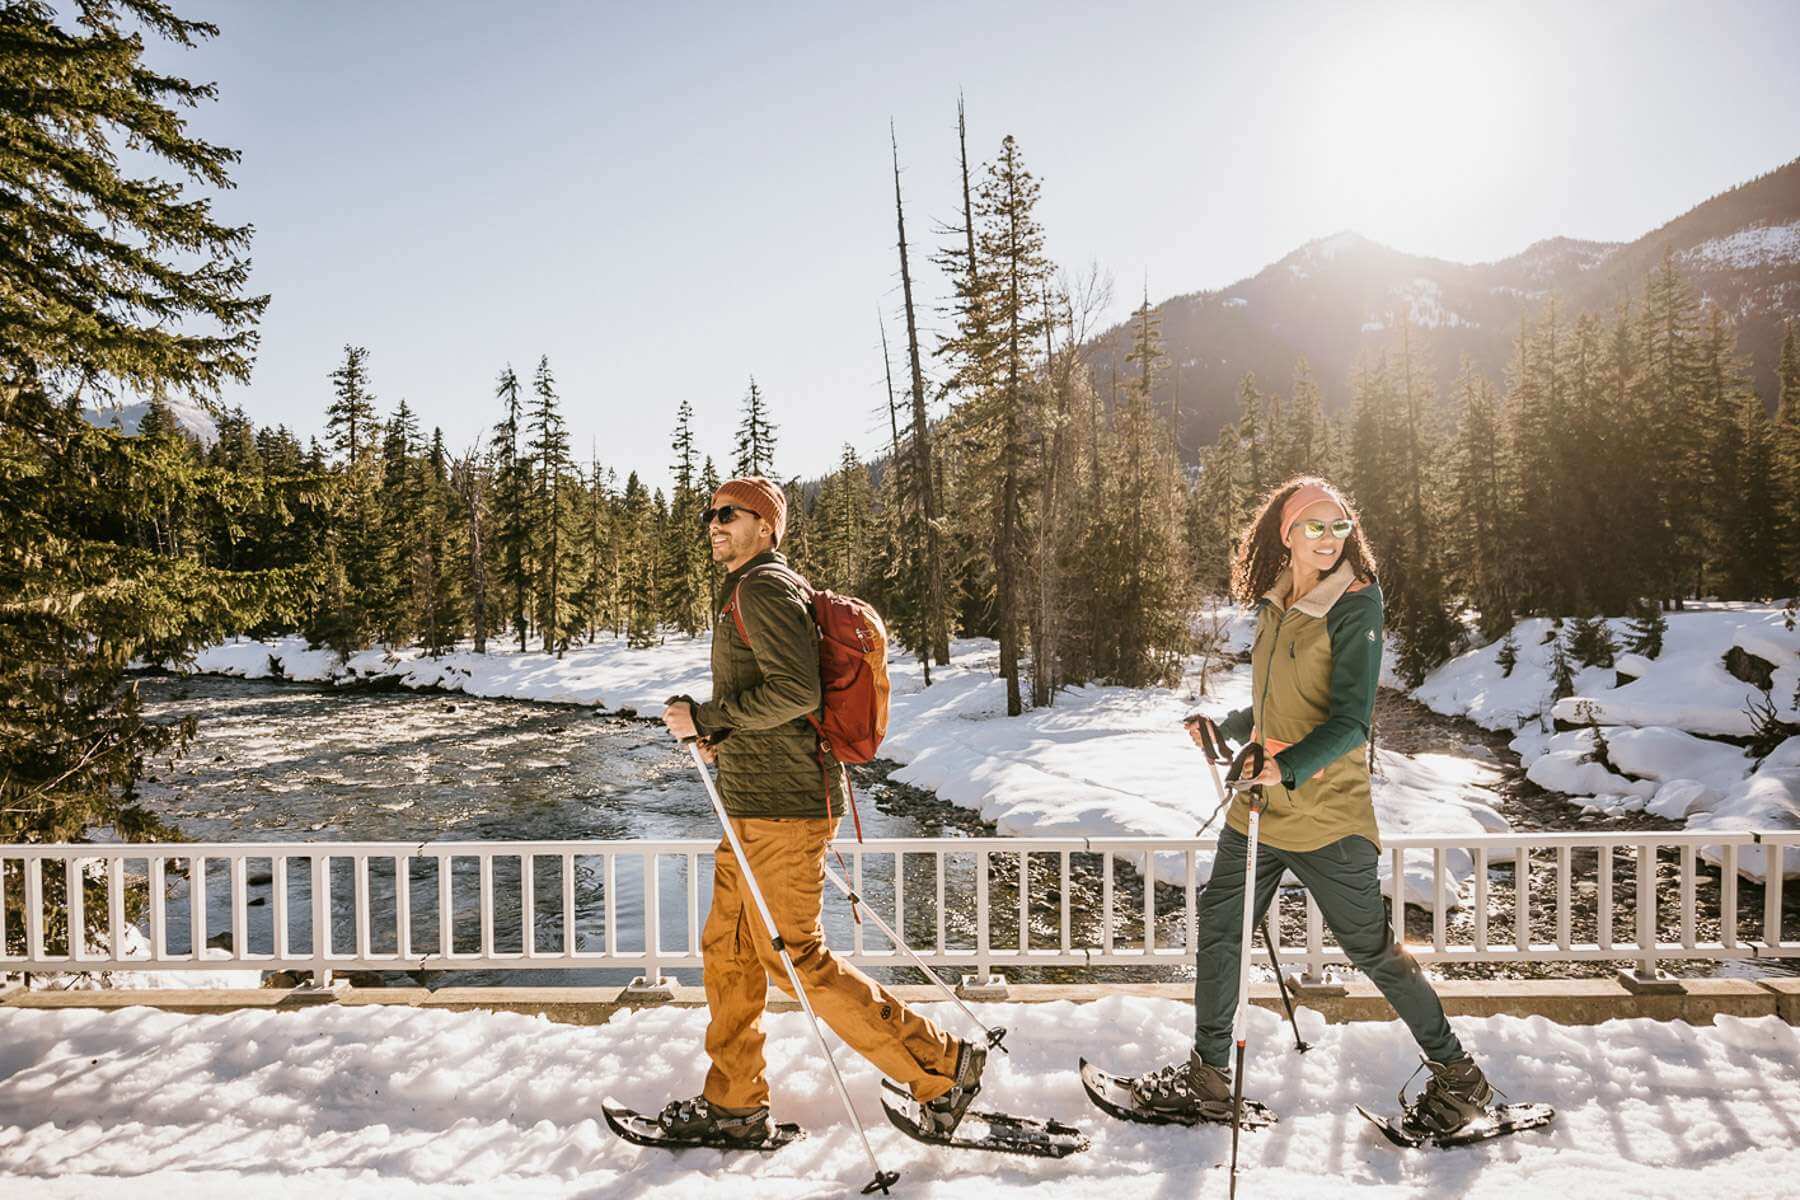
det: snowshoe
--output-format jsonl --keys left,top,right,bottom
{"left": 601, "top": 1095, "right": 803, "bottom": 1152}
{"left": 1356, "top": 1056, "right": 1554, "bottom": 1149}
{"left": 1079, "top": 1057, "right": 1278, "bottom": 1129}
{"left": 879, "top": 1080, "right": 1089, "bottom": 1158}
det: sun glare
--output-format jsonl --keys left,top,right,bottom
{"left": 1306, "top": 10, "right": 1527, "bottom": 252}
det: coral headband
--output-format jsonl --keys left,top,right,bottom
{"left": 1279, "top": 484, "right": 1348, "bottom": 543}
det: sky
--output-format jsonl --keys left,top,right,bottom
{"left": 140, "top": 0, "right": 1800, "bottom": 493}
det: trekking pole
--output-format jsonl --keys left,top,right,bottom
{"left": 818, "top": 860, "right": 1009, "bottom": 1053}
{"left": 1224, "top": 742, "right": 1269, "bottom": 1200}
{"left": 681, "top": 736, "right": 900, "bottom": 1196}
{"left": 1191, "top": 717, "right": 1308, "bottom": 1054}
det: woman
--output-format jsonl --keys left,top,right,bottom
{"left": 1130, "top": 476, "right": 1492, "bottom": 1135}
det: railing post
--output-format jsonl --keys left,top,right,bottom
{"left": 308, "top": 852, "right": 334, "bottom": 990}
{"left": 959, "top": 847, "right": 1008, "bottom": 1000}
{"left": 625, "top": 850, "right": 673, "bottom": 1001}
{"left": 1764, "top": 836, "right": 1787, "bottom": 955}
{"left": 1619, "top": 841, "right": 1677, "bottom": 993}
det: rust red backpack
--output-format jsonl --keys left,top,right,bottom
{"left": 724, "top": 563, "right": 891, "bottom": 835}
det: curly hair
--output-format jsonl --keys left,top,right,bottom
{"left": 1228, "top": 476, "right": 1381, "bottom": 607}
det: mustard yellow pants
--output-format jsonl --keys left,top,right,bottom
{"left": 701, "top": 816, "right": 961, "bottom": 1110}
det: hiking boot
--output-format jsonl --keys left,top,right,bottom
{"left": 655, "top": 1095, "right": 774, "bottom": 1143}
{"left": 1128, "top": 1050, "right": 1235, "bottom": 1120}
{"left": 920, "top": 1039, "right": 988, "bottom": 1136}
{"left": 1404, "top": 1056, "right": 1493, "bottom": 1135}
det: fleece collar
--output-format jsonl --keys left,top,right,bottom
{"left": 1263, "top": 558, "right": 1358, "bottom": 618}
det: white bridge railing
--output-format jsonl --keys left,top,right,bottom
{"left": 2, "top": 831, "right": 1796, "bottom": 991}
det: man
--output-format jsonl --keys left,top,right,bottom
{"left": 658, "top": 475, "right": 984, "bottom": 1144}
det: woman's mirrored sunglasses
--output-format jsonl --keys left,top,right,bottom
{"left": 700, "top": 503, "right": 759, "bottom": 529}
{"left": 1299, "top": 518, "right": 1356, "bottom": 540}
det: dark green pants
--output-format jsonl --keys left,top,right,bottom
{"left": 1194, "top": 826, "right": 1463, "bottom": 1068}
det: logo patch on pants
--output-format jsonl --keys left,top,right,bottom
{"left": 880, "top": 1003, "right": 893, "bottom": 1021}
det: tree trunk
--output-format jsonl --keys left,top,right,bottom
{"left": 892, "top": 123, "right": 948, "bottom": 671}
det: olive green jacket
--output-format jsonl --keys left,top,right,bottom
{"left": 693, "top": 550, "right": 849, "bottom": 819}
{"left": 1217, "top": 560, "right": 1384, "bottom": 853}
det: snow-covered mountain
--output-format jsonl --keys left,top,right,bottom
{"left": 83, "top": 398, "right": 220, "bottom": 448}
{"left": 1089, "top": 155, "right": 1800, "bottom": 449}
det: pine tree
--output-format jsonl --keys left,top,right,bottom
{"left": 733, "top": 377, "right": 777, "bottom": 477}
{"left": 373, "top": 399, "right": 424, "bottom": 645}
{"left": 325, "top": 346, "right": 378, "bottom": 467}
{"left": 1496, "top": 631, "right": 1519, "bottom": 677}
{"left": 890, "top": 123, "right": 951, "bottom": 672}
{"left": 1693, "top": 307, "right": 1745, "bottom": 599}
{"left": 1639, "top": 253, "right": 1702, "bottom": 606}
{"left": 821, "top": 444, "right": 872, "bottom": 591}
{"left": 1237, "top": 374, "right": 1266, "bottom": 499}
{"left": 618, "top": 472, "right": 656, "bottom": 648}
{"left": 1, "top": 1, "right": 288, "bottom": 847}
{"left": 1626, "top": 602, "right": 1668, "bottom": 658}
{"left": 696, "top": 455, "right": 721, "bottom": 628}
{"left": 1285, "top": 361, "right": 1327, "bottom": 478}
{"left": 0, "top": 0, "right": 267, "bottom": 407}
{"left": 450, "top": 441, "right": 490, "bottom": 653}
{"left": 1098, "top": 286, "right": 1191, "bottom": 687}
{"left": 1447, "top": 360, "right": 1515, "bottom": 637}
{"left": 662, "top": 400, "right": 707, "bottom": 635}
{"left": 490, "top": 365, "right": 533, "bottom": 650}
{"left": 1734, "top": 388, "right": 1781, "bottom": 599}
{"left": 528, "top": 357, "right": 573, "bottom": 655}
{"left": 1773, "top": 321, "right": 1800, "bottom": 595}
{"left": 961, "top": 134, "right": 1051, "bottom": 715}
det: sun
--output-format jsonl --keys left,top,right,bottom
{"left": 1303, "top": 8, "right": 1531, "bottom": 254}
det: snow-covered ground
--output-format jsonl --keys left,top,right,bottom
{"left": 1411, "top": 605, "right": 1800, "bottom": 879}
{"left": 1, "top": 998, "right": 1794, "bottom": 1198}
{"left": 169, "top": 625, "right": 1507, "bottom": 903}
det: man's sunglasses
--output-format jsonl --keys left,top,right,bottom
{"left": 701, "top": 504, "right": 759, "bottom": 529}
{"left": 1298, "top": 518, "right": 1355, "bottom": 540}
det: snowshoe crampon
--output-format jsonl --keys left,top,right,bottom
{"left": 878, "top": 1080, "right": 1089, "bottom": 1158}
{"left": 1355, "top": 1101, "right": 1556, "bottom": 1149}
{"left": 1078, "top": 1058, "right": 1277, "bottom": 1130}
{"left": 601, "top": 1097, "right": 805, "bottom": 1152}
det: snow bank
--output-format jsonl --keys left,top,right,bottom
{"left": 1690, "top": 768, "right": 1800, "bottom": 881}
{"left": 2, "top": 998, "right": 1795, "bottom": 1198}
{"left": 174, "top": 633, "right": 714, "bottom": 715}
{"left": 1417, "top": 606, "right": 1800, "bottom": 877}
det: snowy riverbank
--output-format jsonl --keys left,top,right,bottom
{"left": 2, "top": 998, "right": 1794, "bottom": 1198}
{"left": 1410, "top": 604, "right": 1800, "bottom": 879}
{"left": 164, "top": 626, "right": 1507, "bottom": 902}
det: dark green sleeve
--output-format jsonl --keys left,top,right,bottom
{"left": 1273, "top": 590, "right": 1381, "bottom": 789}
{"left": 1217, "top": 706, "right": 1254, "bottom": 745}
{"left": 695, "top": 574, "right": 822, "bottom": 732}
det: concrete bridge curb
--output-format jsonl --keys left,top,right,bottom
{"left": 5, "top": 978, "right": 1797, "bottom": 1027}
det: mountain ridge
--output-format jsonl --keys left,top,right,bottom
{"left": 1087, "top": 154, "right": 1800, "bottom": 450}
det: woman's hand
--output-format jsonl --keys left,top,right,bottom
{"left": 1238, "top": 748, "right": 1283, "bottom": 789}
{"left": 1182, "top": 714, "right": 1225, "bottom": 757}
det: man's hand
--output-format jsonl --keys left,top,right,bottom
{"left": 696, "top": 739, "right": 717, "bottom": 765}
{"left": 662, "top": 699, "right": 698, "bottom": 742}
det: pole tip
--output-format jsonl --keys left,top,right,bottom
{"left": 862, "top": 1170, "right": 901, "bottom": 1195}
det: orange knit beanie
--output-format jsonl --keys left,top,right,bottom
{"left": 711, "top": 476, "right": 787, "bottom": 547}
